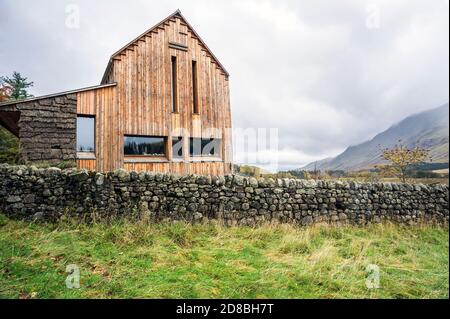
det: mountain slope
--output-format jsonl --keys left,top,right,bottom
{"left": 302, "top": 104, "right": 449, "bottom": 171}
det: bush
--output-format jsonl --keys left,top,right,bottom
{"left": 0, "top": 127, "right": 19, "bottom": 164}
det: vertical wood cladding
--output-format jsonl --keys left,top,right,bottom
{"left": 0, "top": 12, "right": 233, "bottom": 176}
{"left": 78, "top": 13, "right": 233, "bottom": 175}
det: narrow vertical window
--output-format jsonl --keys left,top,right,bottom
{"left": 76, "top": 116, "right": 95, "bottom": 153}
{"left": 192, "top": 60, "right": 199, "bottom": 114}
{"left": 171, "top": 56, "right": 178, "bottom": 113}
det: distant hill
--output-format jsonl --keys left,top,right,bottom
{"left": 302, "top": 104, "right": 449, "bottom": 171}
{"left": 234, "top": 164, "right": 272, "bottom": 176}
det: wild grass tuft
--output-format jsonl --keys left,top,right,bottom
{"left": 0, "top": 214, "right": 448, "bottom": 299}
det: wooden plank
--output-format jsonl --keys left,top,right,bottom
{"left": 76, "top": 18, "right": 232, "bottom": 175}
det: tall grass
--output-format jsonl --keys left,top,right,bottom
{"left": 0, "top": 214, "right": 448, "bottom": 299}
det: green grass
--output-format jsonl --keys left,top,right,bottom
{"left": 0, "top": 214, "right": 448, "bottom": 299}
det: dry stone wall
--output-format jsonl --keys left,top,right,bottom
{"left": 0, "top": 164, "right": 448, "bottom": 226}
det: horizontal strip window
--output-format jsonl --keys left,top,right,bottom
{"left": 169, "top": 42, "right": 188, "bottom": 51}
{"left": 124, "top": 135, "right": 166, "bottom": 156}
{"left": 190, "top": 138, "right": 221, "bottom": 158}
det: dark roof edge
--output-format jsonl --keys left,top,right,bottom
{"left": 0, "top": 83, "right": 117, "bottom": 107}
{"left": 100, "top": 9, "right": 229, "bottom": 84}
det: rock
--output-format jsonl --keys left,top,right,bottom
{"left": 249, "top": 177, "right": 258, "bottom": 188}
{"left": 193, "top": 212, "right": 203, "bottom": 221}
{"left": 301, "top": 216, "right": 314, "bottom": 226}
{"left": 42, "top": 189, "right": 52, "bottom": 197}
{"left": 47, "top": 167, "right": 62, "bottom": 175}
{"left": 233, "top": 175, "right": 244, "bottom": 186}
{"left": 71, "top": 170, "right": 89, "bottom": 182}
{"left": 95, "top": 174, "right": 105, "bottom": 186}
{"left": 32, "top": 212, "right": 45, "bottom": 221}
{"left": 23, "top": 194, "right": 35, "bottom": 204}
{"left": 6, "top": 196, "right": 21, "bottom": 203}
{"left": 0, "top": 165, "right": 447, "bottom": 227}
{"left": 245, "top": 187, "right": 254, "bottom": 193}
{"left": 114, "top": 169, "right": 130, "bottom": 182}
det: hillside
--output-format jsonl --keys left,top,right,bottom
{"left": 303, "top": 104, "right": 449, "bottom": 171}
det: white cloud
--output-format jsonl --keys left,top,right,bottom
{"left": 1, "top": 0, "right": 448, "bottom": 170}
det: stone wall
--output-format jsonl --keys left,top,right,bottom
{"left": 0, "top": 94, "right": 77, "bottom": 163}
{"left": 0, "top": 164, "right": 448, "bottom": 226}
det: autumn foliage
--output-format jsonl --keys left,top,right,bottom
{"left": 0, "top": 81, "right": 12, "bottom": 102}
{"left": 379, "top": 142, "right": 430, "bottom": 182}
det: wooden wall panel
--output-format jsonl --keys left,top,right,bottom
{"left": 76, "top": 86, "right": 117, "bottom": 172}
{"left": 79, "top": 16, "right": 232, "bottom": 175}
{"left": 77, "top": 159, "right": 96, "bottom": 171}
{"left": 123, "top": 162, "right": 226, "bottom": 176}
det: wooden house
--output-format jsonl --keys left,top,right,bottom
{"left": 0, "top": 10, "right": 233, "bottom": 175}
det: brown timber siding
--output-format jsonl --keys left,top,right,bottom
{"left": 78, "top": 15, "right": 232, "bottom": 175}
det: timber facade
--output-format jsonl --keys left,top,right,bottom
{"left": 0, "top": 10, "right": 233, "bottom": 175}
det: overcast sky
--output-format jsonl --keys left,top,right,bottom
{"left": 1, "top": 0, "right": 448, "bottom": 171}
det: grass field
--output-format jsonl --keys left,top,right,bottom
{"left": 0, "top": 214, "right": 448, "bottom": 299}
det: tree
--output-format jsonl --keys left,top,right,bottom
{"left": 1, "top": 72, "right": 34, "bottom": 100}
{"left": 0, "top": 73, "right": 25, "bottom": 164}
{"left": 0, "top": 79, "right": 12, "bottom": 102}
{"left": 379, "top": 141, "right": 430, "bottom": 183}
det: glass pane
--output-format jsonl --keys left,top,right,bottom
{"left": 124, "top": 136, "right": 165, "bottom": 156}
{"left": 189, "top": 138, "right": 202, "bottom": 156}
{"left": 171, "top": 56, "right": 178, "bottom": 113}
{"left": 76, "top": 117, "right": 95, "bottom": 152}
{"left": 192, "top": 60, "right": 199, "bottom": 114}
{"left": 202, "top": 138, "right": 220, "bottom": 156}
{"left": 189, "top": 138, "right": 221, "bottom": 157}
{"left": 172, "top": 137, "right": 183, "bottom": 158}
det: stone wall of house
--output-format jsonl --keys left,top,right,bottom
{"left": 0, "top": 94, "right": 77, "bottom": 163}
{"left": 0, "top": 164, "right": 448, "bottom": 226}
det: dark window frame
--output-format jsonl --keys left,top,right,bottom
{"left": 171, "top": 56, "right": 178, "bottom": 113}
{"left": 192, "top": 60, "right": 199, "bottom": 114}
{"left": 124, "top": 135, "right": 167, "bottom": 157}
{"left": 76, "top": 115, "right": 96, "bottom": 153}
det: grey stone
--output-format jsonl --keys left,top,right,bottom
{"left": 6, "top": 196, "right": 21, "bottom": 203}
{"left": 115, "top": 169, "right": 130, "bottom": 182}
{"left": 301, "top": 216, "right": 314, "bottom": 226}
{"left": 0, "top": 165, "right": 447, "bottom": 227}
{"left": 95, "top": 174, "right": 105, "bottom": 186}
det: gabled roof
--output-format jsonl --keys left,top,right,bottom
{"left": 101, "top": 9, "right": 229, "bottom": 84}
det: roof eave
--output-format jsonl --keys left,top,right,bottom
{"left": 0, "top": 83, "right": 117, "bottom": 107}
